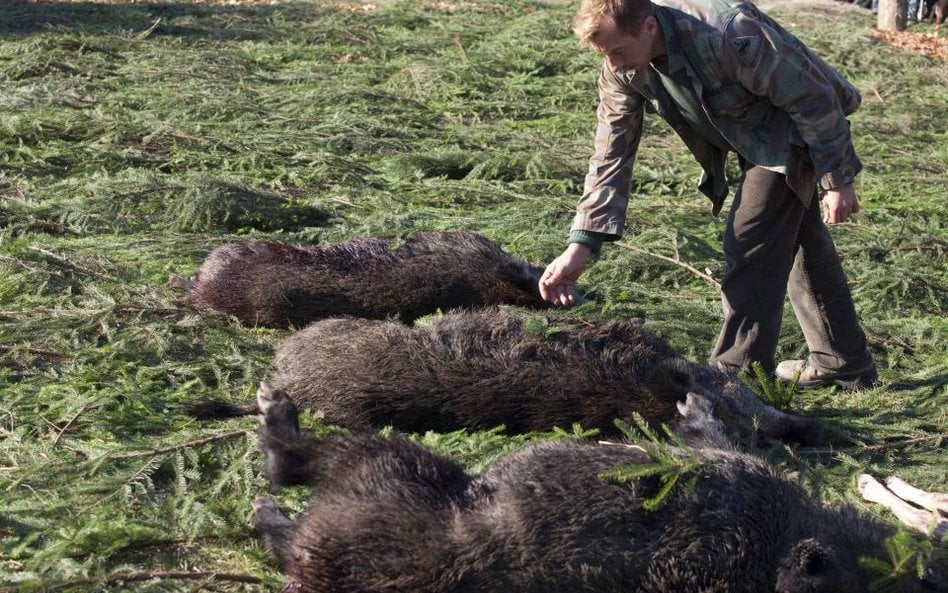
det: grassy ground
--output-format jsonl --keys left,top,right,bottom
{"left": 1, "top": 0, "right": 946, "bottom": 590}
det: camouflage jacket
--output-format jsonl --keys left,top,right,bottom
{"left": 570, "top": 0, "right": 863, "bottom": 243}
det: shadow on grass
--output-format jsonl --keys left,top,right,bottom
{"left": 0, "top": 0, "right": 287, "bottom": 38}
{"left": 887, "top": 374, "right": 948, "bottom": 393}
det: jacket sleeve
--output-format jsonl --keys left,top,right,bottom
{"left": 722, "top": 10, "right": 862, "bottom": 190}
{"left": 570, "top": 62, "right": 646, "bottom": 241}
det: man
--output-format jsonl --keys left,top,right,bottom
{"left": 539, "top": 0, "right": 878, "bottom": 389}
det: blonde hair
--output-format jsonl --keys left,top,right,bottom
{"left": 572, "top": 0, "right": 654, "bottom": 46}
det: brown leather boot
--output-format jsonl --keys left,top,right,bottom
{"left": 775, "top": 359, "right": 879, "bottom": 390}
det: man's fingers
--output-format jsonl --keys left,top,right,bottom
{"left": 540, "top": 282, "right": 574, "bottom": 307}
{"left": 539, "top": 277, "right": 561, "bottom": 304}
{"left": 830, "top": 209, "right": 851, "bottom": 224}
{"left": 823, "top": 205, "right": 850, "bottom": 225}
{"left": 552, "top": 284, "right": 578, "bottom": 308}
{"left": 539, "top": 264, "right": 559, "bottom": 285}
{"left": 538, "top": 265, "right": 557, "bottom": 301}
{"left": 539, "top": 281, "right": 554, "bottom": 302}
{"left": 822, "top": 187, "right": 859, "bottom": 225}
{"left": 558, "top": 286, "right": 571, "bottom": 307}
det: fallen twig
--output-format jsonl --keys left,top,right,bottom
{"left": 137, "top": 17, "right": 163, "bottom": 40}
{"left": 36, "top": 570, "right": 262, "bottom": 592}
{"left": 615, "top": 241, "right": 721, "bottom": 289}
{"left": 455, "top": 35, "right": 469, "bottom": 63}
{"left": 108, "top": 429, "right": 252, "bottom": 460}
{"left": 858, "top": 433, "right": 948, "bottom": 452}
{"left": 330, "top": 195, "right": 366, "bottom": 209}
{"left": 0, "top": 344, "right": 70, "bottom": 359}
{"left": 27, "top": 246, "right": 108, "bottom": 279}
{"left": 52, "top": 399, "right": 99, "bottom": 448}
{"left": 800, "top": 433, "right": 948, "bottom": 456}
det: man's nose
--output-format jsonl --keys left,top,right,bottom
{"left": 606, "top": 55, "right": 624, "bottom": 73}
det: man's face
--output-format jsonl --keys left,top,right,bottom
{"left": 592, "top": 16, "right": 656, "bottom": 74}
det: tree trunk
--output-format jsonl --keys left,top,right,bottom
{"left": 877, "top": 0, "right": 908, "bottom": 30}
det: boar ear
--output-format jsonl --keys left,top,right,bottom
{"left": 775, "top": 539, "right": 832, "bottom": 593}
{"left": 778, "top": 538, "right": 864, "bottom": 593}
{"left": 646, "top": 357, "right": 697, "bottom": 402}
{"left": 788, "top": 538, "right": 829, "bottom": 575}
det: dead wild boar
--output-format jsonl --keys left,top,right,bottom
{"left": 252, "top": 383, "right": 918, "bottom": 593}
{"left": 190, "top": 309, "right": 825, "bottom": 445}
{"left": 169, "top": 231, "right": 548, "bottom": 328}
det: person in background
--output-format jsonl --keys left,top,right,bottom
{"left": 539, "top": 0, "right": 879, "bottom": 389}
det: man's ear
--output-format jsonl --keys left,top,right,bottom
{"left": 643, "top": 15, "right": 659, "bottom": 37}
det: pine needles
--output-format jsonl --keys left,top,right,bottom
{"left": 860, "top": 530, "right": 948, "bottom": 593}
{"left": 740, "top": 362, "right": 799, "bottom": 411}
{"left": 599, "top": 414, "right": 709, "bottom": 510}
{"left": 0, "top": 0, "right": 945, "bottom": 589}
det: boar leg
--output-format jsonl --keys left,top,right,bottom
{"left": 674, "top": 391, "right": 732, "bottom": 447}
{"left": 257, "top": 381, "right": 318, "bottom": 488}
{"left": 884, "top": 476, "right": 948, "bottom": 515}
{"left": 168, "top": 273, "right": 196, "bottom": 290}
{"left": 858, "top": 474, "right": 948, "bottom": 538}
{"left": 253, "top": 496, "right": 296, "bottom": 566}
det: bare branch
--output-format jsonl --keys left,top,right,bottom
{"left": 108, "top": 429, "right": 252, "bottom": 460}
{"left": 0, "top": 344, "right": 70, "bottom": 359}
{"left": 800, "top": 433, "right": 948, "bottom": 455}
{"left": 35, "top": 570, "right": 262, "bottom": 592}
{"left": 137, "top": 17, "right": 163, "bottom": 41}
{"left": 859, "top": 433, "right": 948, "bottom": 452}
{"left": 52, "top": 400, "right": 99, "bottom": 449}
{"left": 615, "top": 242, "right": 721, "bottom": 289}
{"left": 27, "top": 246, "right": 109, "bottom": 279}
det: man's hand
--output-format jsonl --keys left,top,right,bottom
{"left": 539, "top": 243, "right": 591, "bottom": 307}
{"left": 821, "top": 184, "right": 860, "bottom": 224}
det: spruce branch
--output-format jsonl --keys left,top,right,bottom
{"left": 598, "top": 413, "right": 708, "bottom": 510}
{"left": 860, "top": 530, "right": 945, "bottom": 593}
{"left": 739, "top": 361, "right": 798, "bottom": 410}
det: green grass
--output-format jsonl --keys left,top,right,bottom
{"left": 1, "top": 0, "right": 946, "bottom": 590}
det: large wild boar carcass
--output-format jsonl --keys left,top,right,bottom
{"left": 191, "top": 309, "right": 826, "bottom": 445}
{"left": 252, "top": 383, "right": 938, "bottom": 593}
{"left": 170, "top": 231, "right": 549, "bottom": 327}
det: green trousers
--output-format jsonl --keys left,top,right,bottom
{"left": 708, "top": 163, "right": 874, "bottom": 375}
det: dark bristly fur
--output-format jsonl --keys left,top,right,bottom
{"left": 189, "top": 309, "right": 825, "bottom": 445}
{"left": 170, "top": 231, "right": 549, "bottom": 328}
{"left": 253, "top": 385, "right": 907, "bottom": 593}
